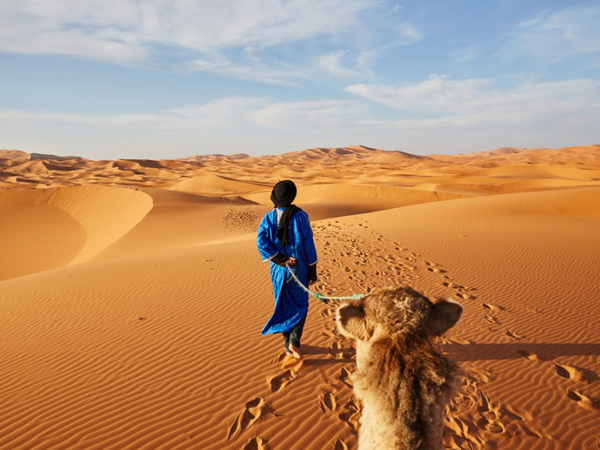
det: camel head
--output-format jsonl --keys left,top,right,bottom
{"left": 336, "top": 286, "right": 462, "bottom": 342}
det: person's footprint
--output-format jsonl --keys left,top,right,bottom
{"left": 505, "top": 329, "right": 524, "bottom": 340}
{"left": 338, "top": 399, "right": 359, "bottom": 421}
{"left": 334, "top": 438, "right": 349, "bottom": 450}
{"left": 342, "top": 348, "right": 355, "bottom": 359}
{"left": 567, "top": 389, "right": 600, "bottom": 412}
{"left": 338, "top": 367, "right": 353, "bottom": 387}
{"left": 322, "top": 329, "right": 337, "bottom": 339}
{"left": 269, "top": 369, "right": 297, "bottom": 393}
{"left": 328, "top": 341, "right": 341, "bottom": 359}
{"left": 228, "top": 397, "right": 273, "bottom": 441}
{"left": 281, "top": 355, "right": 303, "bottom": 371}
{"left": 483, "top": 302, "right": 506, "bottom": 313}
{"left": 517, "top": 350, "right": 543, "bottom": 362}
{"left": 321, "top": 308, "right": 334, "bottom": 318}
{"left": 485, "top": 421, "right": 505, "bottom": 434}
{"left": 484, "top": 314, "right": 500, "bottom": 324}
{"left": 555, "top": 364, "right": 596, "bottom": 384}
{"left": 318, "top": 389, "right": 337, "bottom": 412}
{"left": 243, "top": 436, "right": 269, "bottom": 450}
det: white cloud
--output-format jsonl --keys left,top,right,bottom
{"left": 186, "top": 57, "right": 303, "bottom": 86}
{"left": 0, "top": 97, "right": 364, "bottom": 135}
{"left": 345, "top": 76, "right": 600, "bottom": 152}
{"left": 231, "top": 79, "right": 600, "bottom": 148}
{"left": 395, "top": 23, "right": 422, "bottom": 45}
{"left": 346, "top": 75, "right": 494, "bottom": 113}
{"left": 0, "top": 109, "right": 165, "bottom": 126}
{"left": 0, "top": 0, "right": 425, "bottom": 85}
{"left": 187, "top": 49, "right": 376, "bottom": 86}
{"left": 167, "top": 97, "right": 269, "bottom": 128}
{"left": 0, "top": 0, "right": 376, "bottom": 62}
{"left": 500, "top": 5, "right": 600, "bottom": 63}
{"left": 388, "top": 4, "right": 402, "bottom": 15}
{"left": 0, "top": 97, "right": 371, "bottom": 157}
{"left": 252, "top": 99, "right": 363, "bottom": 130}
{"left": 316, "top": 50, "right": 369, "bottom": 78}
{"left": 0, "top": 97, "right": 269, "bottom": 132}
{"left": 347, "top": 75, "right": 600, "bottom": 121}
{"left": 448, "top": 45, "right": 481, "bottom": 67}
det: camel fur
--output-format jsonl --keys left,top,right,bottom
{"left": 336, "top": 286, "right": 463, "bottom": 450}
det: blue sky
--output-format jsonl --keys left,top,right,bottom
{"left": 1, "top": 0, "right": 599, "bottom": 159}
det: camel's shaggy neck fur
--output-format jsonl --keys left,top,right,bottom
{"left": 337, "top": 286, "right": 463, "bottom": 450}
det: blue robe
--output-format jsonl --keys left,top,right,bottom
{"left": 257, "top": 208, "right": 318, "bottom": 335}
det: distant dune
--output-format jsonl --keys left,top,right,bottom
{"left": 0, "top": 144, "right": 599, "bottom": 449}
{"left": 2, "top": 144, "right": 598, "bottom": 191}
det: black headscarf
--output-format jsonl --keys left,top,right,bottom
{"left": 270, "top": 180, "right": 301, "bottom": 246}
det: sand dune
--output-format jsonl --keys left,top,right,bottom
{"left": 172, "top": 174, "right": 271, "bottom": 195}
{"left": 0, "top": 186, "right": 153, "bottom": 280}
{"left": 0, "top": 144, "right": 599, "bottom": 449}
{"left": 95, "top": 188, "right": 261, "bottom": 259}
{"left": 243, "top": 183, "right": 469, "bottom": 220}
{"left": 0, "top": 149, "right": 31, "bottom": 162}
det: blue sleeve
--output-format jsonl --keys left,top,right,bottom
{"left": 300, "top": 212, "right": 318, "bottom": 265}
{"left": 257, "top": 213, "right": 278, "bottom": 262}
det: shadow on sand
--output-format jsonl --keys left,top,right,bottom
{"left": 299, "top": 344, "right": 355, "bottom": 367}
{"left": 443, "top": 342, "right": 600, "bottom": 364}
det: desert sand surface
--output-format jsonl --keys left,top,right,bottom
{"left": 0, "top": 144, "right": 599, "bottom": 449}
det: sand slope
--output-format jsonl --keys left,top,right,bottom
{"left": 0, "top": 145, "right": 599, "bottom": 449}
{"left": 0, "top": 186, "right": 153, "bottom": 280}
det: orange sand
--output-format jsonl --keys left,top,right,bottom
{"left": 0, "top": 145, "right": 599, "bottom": 449}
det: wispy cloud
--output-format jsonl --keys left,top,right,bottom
{"left": 0, "top": 97, "right": 370, "bottom": 157}
{"left": 186, "top": 49, "right": 375, "bottom": 86}
{"left": 0, "top": 109, "right": 165, "bottom": 127}
{"left": 0, "top": 1, "right": 379, "bottom": 65}
{"left": 185, "top": 57, "right": 304, "bottom": 86}
{"left": 346, "top": 75, "right": 494, "bottom": 113}
{"left": 499, "top": 4, "right": 600, "bottom": 63}
{"left": 0, "top": 97, "right": 363, "bottom": 132}
{"left": 388, "top": 4, "right": 402, "bottom": 15}
{"left": 315, "top": 50, "right": 371, "bottom": 78}
{"left": 448, "top": 45, "right": 481, "bottom": 67}
{"left": 344, "top": 74, "right": 600, "bottom": 155}
{"left": 252, "top": 99, "right": 364, "bottom": 130}
{"left": 0, "top": 98, "right": 263, "bottom": 137}
{"left": 166, "top": 97, "right": 271, "bottom": 128}
{"left": 5, "top": 75, "right": 599, "bottom": 134}
{"left": 0, "top": 0, "right": 427, "bottom": 85}
{"left": 394, "top": 22, "right": 422, "bottom": 45}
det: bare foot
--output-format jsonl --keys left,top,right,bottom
{"left": 289, "top": 343, "right": 303, "bottom": 360}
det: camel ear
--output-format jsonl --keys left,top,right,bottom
{"left": 428, "top": 299, "right": 463, "bottom": 336}
{"left": 336, "top": 302, "right": 372, "bottom": 341}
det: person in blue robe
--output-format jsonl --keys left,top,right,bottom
{"left": 257, "top": 180, "right": 318, "bottom": 359}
